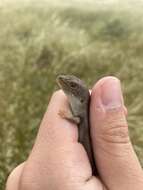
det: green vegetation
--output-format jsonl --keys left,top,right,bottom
{"left": 0, "top": 1, "right": 143, "bottom": 189}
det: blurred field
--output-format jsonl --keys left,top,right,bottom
{"left": 1, "top": 1, "right": 143, "bottom": 189}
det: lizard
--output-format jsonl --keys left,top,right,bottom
{"left": 56, "top": 74, "right": 96, "bottom": 174}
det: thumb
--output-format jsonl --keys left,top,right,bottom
{"left": 90, "top": 77, "right": 143, "bottom": 190}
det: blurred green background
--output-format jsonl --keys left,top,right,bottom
{"left": 1, "top": 0, "right": 143, "bottom": 189}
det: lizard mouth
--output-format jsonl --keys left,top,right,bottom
{"left": 56, "top": 75, "right": 68, "bottom": 90}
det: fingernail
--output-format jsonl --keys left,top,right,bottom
{"left": 101, "top": 78, "right": 123, "bottom": 109}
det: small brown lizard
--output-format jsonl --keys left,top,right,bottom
{"left": 56, "top": 74, "right": 96, "bottom": 174}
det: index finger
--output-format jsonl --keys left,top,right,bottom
{"left": 20, "top": 90, "right": 93, "bottom": 189}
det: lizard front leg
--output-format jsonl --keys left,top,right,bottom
{"left": 58, "top": 109, "right": 80, "bottom": 125}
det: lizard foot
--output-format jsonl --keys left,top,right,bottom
{"left": 58, "top": 109, "right": 80, "bottom": 125}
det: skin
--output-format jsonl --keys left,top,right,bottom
{"left": 56, "top": 74, "right": 96, "bottom": 174}
{"left": 6, "top": 76, "right": 143, "bottom": 190}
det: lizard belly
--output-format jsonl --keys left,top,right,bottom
{"left": 78, "top": 119, "right": 95, "bottom": 173}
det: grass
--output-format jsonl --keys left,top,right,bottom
{"left": 0, "top": 1, "right": 143, "bottom": 189}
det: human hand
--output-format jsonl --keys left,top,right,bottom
{"left": 6, "top": 77, "right": 143, "bottom": 190}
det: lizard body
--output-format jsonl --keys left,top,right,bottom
{"left": 56, "top": 74, "right": 96, "bottom": 174}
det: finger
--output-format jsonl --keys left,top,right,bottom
{"left": 90, "top": 76, "right": 143, "bottom": 190}
{"left": 20, "top": 90, "right": 100, "bottom": 189}
{"left": 6, "top": 163, "right": 25, "bottom": 190}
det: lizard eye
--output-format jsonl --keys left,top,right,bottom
{"left": 70, "top": 82, "right": 76, "bottom": 88}
{"left": 80, "top": 99, "right": 84, "bottom": 103}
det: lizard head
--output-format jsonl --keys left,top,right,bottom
{"left": 56, "top": 74, "right": 89, "bottom": 105}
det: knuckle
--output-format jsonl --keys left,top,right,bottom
{"left": 104, "top": 123, "right": 129, "bottom": 144}
{"left": 19, "top": 168, "right": 41, "bottom": 190}
{"left": 101, "top": 116, "right": 130, "bottom": 144}
{"left": 52, "top": 90, "right": 65, "bottom": 99}
{"left": 52, "top": 89, "right": 62, "bottom": 97}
